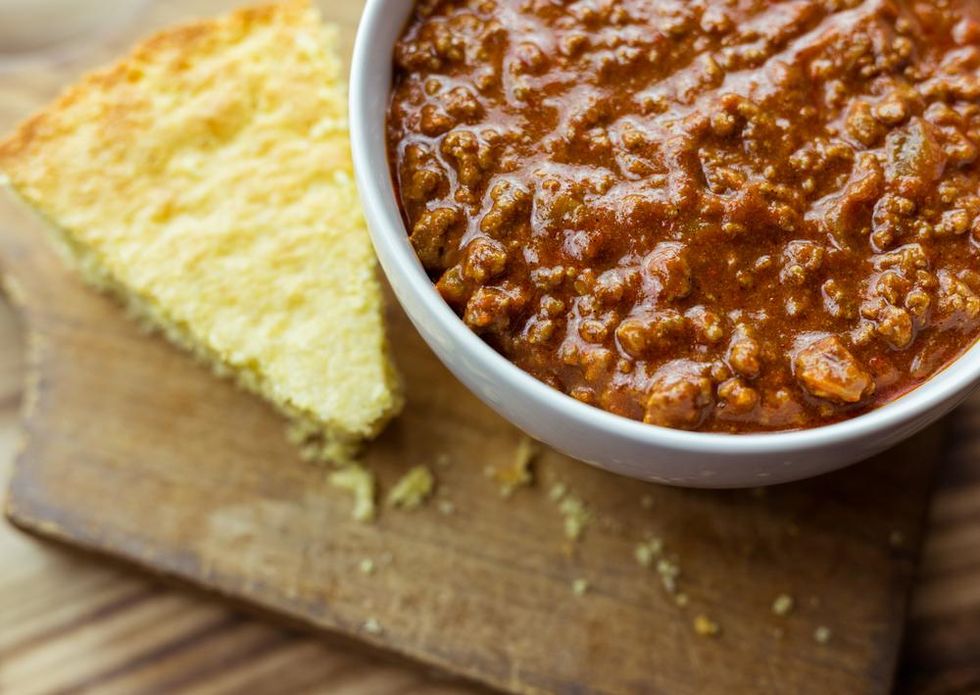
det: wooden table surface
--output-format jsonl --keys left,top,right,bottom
{"left": 5, "top": 313, "right": 979, "bottom": 695}
{"left": 0, "top": 2, "right": 979, "bottom": 693}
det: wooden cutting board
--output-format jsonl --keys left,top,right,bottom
{"left": 0, "top": 2, "right": 949, "bottom": 693}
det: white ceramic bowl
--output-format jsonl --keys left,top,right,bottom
{"left": 349, "top": 0, "right": 980, "bottom": 487}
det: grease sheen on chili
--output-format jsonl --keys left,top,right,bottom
{"left": 387, "top": 0, "right": 980, "bottom": 432}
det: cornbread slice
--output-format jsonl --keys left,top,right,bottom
{"left": 0, "top": 0, "right": 402, "bottom": 461}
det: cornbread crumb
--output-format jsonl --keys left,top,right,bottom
{"left": 358, "top": 558, "right": 376, "bottom": 575}
{"left": 814, "top": 626, "right": 832, "bottom": 644}
{"left": 634, "top": 536, "right": 680, "bottom": 595}
{"left": 486, "top": 435, "right": 538, "bottom": 497}
{"left": 329, "top": 465, "right": 376, "bottom": 522}
{"left": 0, "top": 0, "right": 403, "bottom": 462}
{"left": 571, "top": 578, "right": 590, "bottom": 596}
{"left": 634, "top": 537, "right": 664, "bottom": 568}
{"left": 437, "top": 499, "right": 456, "bottom": 515}
{"left": 387, "top": 465, "right": 435, "bottom": 509}
{"left": 558, "top": 495, "right": 591, "bottom": 540}
{"left": 299, "top": 442, "right": 323, "bottom": 462}
{"left": 656, "top": 558, "right": 681, "bottom": 594}
{"left": 286, "top": 422, "right": 313, "bottom": 446}
{"left": 694, "top": 615, "right": 720, "bottom": 637}
{"left": 364, "top": 618, "right": 383, "bottom": 635}
{"left": 546, "top": 481, "right": 591, "bottom": 540}
{"left": 772, "top": 594, "right": 795, "bottom": 617}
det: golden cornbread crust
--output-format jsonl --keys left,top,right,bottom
{"left": 0, "top": 0, "right": 403, "bottom": 462}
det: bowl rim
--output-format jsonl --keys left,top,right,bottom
{"left": 349, "top": 0, "right": 980, "bottom": 457}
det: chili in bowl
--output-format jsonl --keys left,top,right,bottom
{"left": 351, "top": 0, "right": 980, "bottom": 486}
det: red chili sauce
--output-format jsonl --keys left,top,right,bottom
{"left": 387, "top": 0, "right": 980, "bottom": 432}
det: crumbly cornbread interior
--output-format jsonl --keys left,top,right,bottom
{"left": 0, "top": 0, "right": 403, "bottom": 462}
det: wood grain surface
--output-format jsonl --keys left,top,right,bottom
{"left": 0, "top": 2, "right": 977, "bottom": 694}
